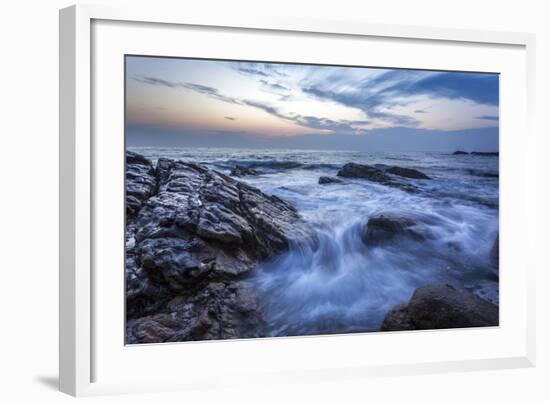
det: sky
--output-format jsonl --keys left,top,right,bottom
{"left": 126, "top": 56, "right": 499, "bottom": 151}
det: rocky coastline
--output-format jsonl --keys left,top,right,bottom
{"left": 126, "top": 151, "right": 498, "bottom": 343}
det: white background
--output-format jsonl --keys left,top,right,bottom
{"left": 0, "top": 0, "right": 547, "bottom": 400}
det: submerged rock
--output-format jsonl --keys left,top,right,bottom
{"left": 386, "top": 166, "right": 430, "bottom": 180}
{"left": 381, "top": 284, "right": 499, "bottom": 331}
{"left": 337, "top": 163, "right": 419, "bottom": 193}
{"left": 125, "top": 151, "right": 314, "bottom": 343}
{"left": 362, "top": 213, "right": 425, "bottom": 245}
{"left": 453, "top": 150, "right": 469, "bottom": 155}
{"left": 230, "top": 165, "right": 260, "bottom": 177}
{"left": 318, "top": 176, "right": 342, "bottom": 185}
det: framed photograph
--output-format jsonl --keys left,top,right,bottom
{"left": 59, "top": 4, "right": 536, "bottom": 396}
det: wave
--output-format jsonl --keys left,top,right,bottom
{"left": 252, "top": 212, "right": 498, "bottom": 336}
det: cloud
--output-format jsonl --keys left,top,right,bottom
{"left": 396, "top": 72, "right": 499, "bottom": 106}
{"left": 301, "top": 69, "right": 498, "bottom": 128}
{"left": 134, "top": 76, "right": 241, "bottom": 105}
{"left": 234, "top": 62, "right": 288, "bottom": 78}
{"left": 224, "top": 116, "right": 236, "bottom": 121}
{"left": 241, "top": 99, "right": 367, "bottom": 134}
{"left": 259, "top": 79, "right": 289, "bottom": 92}
{"left": 236, "top": 67, "right": 269, "bottom": 77}
{"left": 135, "top": 75, "right": 375, "bottom": 134}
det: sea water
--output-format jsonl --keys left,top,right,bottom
{"left": 130, "top": 147, "right": 499, "bottom": 336}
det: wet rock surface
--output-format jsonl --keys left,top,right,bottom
{"left": 318, "top": 176, "right": 343, "bottom": 185}
{"left": 125, "top": 152, "right": 314, "bottom": 343}
{"left": 336, "top": 163, "right": 421, "bottom": 193}
{"left": 126, "top": 151, "right": 157, "bottom": 217}
{"left": 381, "top": 284, "right": 499, "bottom": 331}
{"left": 362, "top": 213, "right": 426, "bottom": 246}
{"left": 230, "top": 165, "right": 260, "bottom": 177}
{"left": 386, "top": 166, "right": 430, "bottom": 180}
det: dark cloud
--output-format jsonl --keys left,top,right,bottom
{"left": 302, "top": 70, "right": 498, "bottom": 127}
{"left": 224, "top": 116, "right": 236, "bottom": 121}
{"left": 134, "top": 76, "right": 241, "bottom": 105}
{"left": 241, "top": 99, "right": 367, "bottom": 134}
{"left": 133, "top": 76, "right": 184, "bottom": 88}
{"left": 397, "top": 72, "right": 499, "bottom": 106}
{"left": 302, "top": 85, "right": 417, "bottom": 127}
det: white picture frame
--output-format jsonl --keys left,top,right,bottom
{"left": 59, "top": 4, "right": 536, "bottom": 397}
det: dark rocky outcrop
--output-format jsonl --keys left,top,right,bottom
{"left": 318, "top": 176, "right": 342, "bottom": 185}
{"left": 126, "top": 151, "right": 157, "bottom": 218}
{"left": 125, "top": 152, "right": 314, "bottom": 343}
{"left": 230, "top": 165, "right": 260, "bottom": 177}
{"left": 381, "top": 284, "right": 499, "bottom": 331}
{"left": 471, "top": 152, "right": 499, "bottom": 157}
{"left": 127, "top": 281, "right": 263, "bottom": 343}
{"left": 362, "top": 213, "right": 426, "bottom": 246}
{"left": 386, "top": 166, "right": 430, "bottom": 180}
{"left": 453, "top": 150, "right": 499, "bottom": 156}
{"left": 337, "top": 163, "right": 419, "bottom": 193}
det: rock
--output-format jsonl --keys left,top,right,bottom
{"left": 466, "top": 169, "right": 499, "bottom": 178}
{"left": 230, "top": 165, "right": 260, "bottom": 177}
{"left": 453, "top": 150, "right": 469, "bottom": 155}
{"left": 379, "top": 304, "right": 416, "bottom": 331}
{"left": 125, "top": 151, "right": 314, "bottom": 343}
{"left": 337, "top": 163, "right": 418, "bottom": 193}
{"left": 381, "top": 284, "right": 499, "bottom": 331}
{"left": 127, "top": 281, "right": 266, "bottom": 343}
{"left": 386, "top": 166, "right": 430, "bottom": 180}
{"left": 337, "top": 163, "right": 391, "bottom": 182}
{"left": 318, "top": 176, "right": 342, "bottom": 184}
{"left": 126, "top": 151, "right": 157, "bottom": 217}
{"left": 127, "top": 314, "right": 179, "bottom": 343}
{"left": 471, "top": 152, "right": 499, "bottom": 156}
{"left": 362, "top": 213, "right": 425, "bottom": 245}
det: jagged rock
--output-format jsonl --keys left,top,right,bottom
{"left": 337, "top": 163, "right": 391, "bottom": 182}
{"left": 453, "top": 150, "right": 469, "bottom": 155}
{"left": 362, "top": 213, "right": 425, "bottom": 245}
{"left": 126, "top": 151, "right": 157, "bottom": 217}
{"left": 127, "top": 281, "right": 265, "bottom": 343}
{"left": 381, "top": 284, "right": 499, "bottom": 331}
{"left": 125, "top": 152, "right": 314, "bottom": 343}
{"left": 230, "top": 165, "right": 260, "bottom": 177}
{"left": 318, "top": 176, "right": 342, "bottom": 185}
{"left": 337, "top": 163, "right": 418, "bottom": 193}
{"left": 386, "top": 166, "right": 430, "bottom": 180}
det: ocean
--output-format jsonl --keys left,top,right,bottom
{"left": 129, "top": 147, "right": 499, "bottom": 336}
